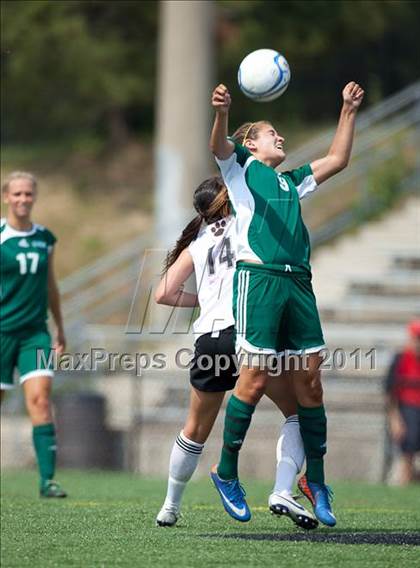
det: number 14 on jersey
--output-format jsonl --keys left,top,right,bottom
{"left": 207, "top": 237, "right": 234, "bottom": 276}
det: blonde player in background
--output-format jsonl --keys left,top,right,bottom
{"left": 155, "top": 176, "right": 317, "bottom": 529}
{"left": 1, "top": 171, "right": 67, "bottom": 498}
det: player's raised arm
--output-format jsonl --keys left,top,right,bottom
{"left": 311, "top": 82, "right": 364, "bottom": 185}
{"left": 209, "top": 84, "right": 235, "bottom": 160}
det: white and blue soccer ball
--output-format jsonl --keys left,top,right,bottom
{"left": 238, "top": 49, "right": 291, "bottom": 102}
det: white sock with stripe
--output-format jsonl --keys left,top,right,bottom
{"left": 163, "top": 431, "right": 204, "bottom": 511}
{"left": 273, "top": 415, "right": 305, "bottom": 497}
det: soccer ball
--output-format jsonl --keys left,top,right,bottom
{"left": 238, "top": 49, "right": 291, "bottom": 102}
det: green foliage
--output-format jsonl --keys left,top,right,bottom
{"left": 2, "top": 0, "right": 158, "bottom": 142}
{"left": 351, "top": 149, "right": 411, "bottom": 227}
{"left": 366, "top": 156, "right": 408, "bottom": 210}
{"left": 2, "top": 0, "right": 420, "bottom": 143}
{"left": 217, "top": 0, "right": 420, "bottom": 128}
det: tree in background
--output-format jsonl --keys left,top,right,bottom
{"left": 218, "top": 0, "right": 420, "bottom": 128}
{"left": 1, "top": 0, "right": 158, "bottom": 144}
{"left": 2, "top": 0, "right": 419, "bottom": 145}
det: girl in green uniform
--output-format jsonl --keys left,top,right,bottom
{"left": 209, "top": 81, "right": 364, "bottom": 526}
{"left": 1, "top": 171, "right": 67, "bottom": 497}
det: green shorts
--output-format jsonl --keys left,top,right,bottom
{"left": 233, "top": 261, "right": 325, "bottom": 355}
{"left": 0, "top": 325, "right": 54, "bottom": 390}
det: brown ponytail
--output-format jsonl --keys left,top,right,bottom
{"left": 205, "top": 185, "right": 229, "bottom": 223}
{"left": 163, "top": 215, "right": 203, "bottom": 274}
{"left": 162, "top": 176, "right": 230, "bottom": 274}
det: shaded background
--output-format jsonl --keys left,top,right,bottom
{"left": 3, "top": 0, "right": 420, "bottom": 143}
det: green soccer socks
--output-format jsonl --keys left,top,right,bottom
{"left": 298, "top": 404, "right": 327, "bottom": 484}
{"left": 217, "top": 395, "right": 255, "bottom": 480}
{"left": 33, "top": 422, "right": 56, "bottom": 487}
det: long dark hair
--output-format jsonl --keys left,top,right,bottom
{"left": 163, "top": 176, "right": 229, "bottom": 273}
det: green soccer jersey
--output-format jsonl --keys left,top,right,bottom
{"left": 216, "top": 142, "right": 318, "bottom": 271}
{"left": 0, "top": 219, "right": 56, "bottom": 333}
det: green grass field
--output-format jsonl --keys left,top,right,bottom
{"left": 1, "top": 470, "right": 419, "bottom": 567}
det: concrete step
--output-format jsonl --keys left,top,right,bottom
{"left": 311, "top": 198, "right": 420, "bottom": 308}
{"left": 314, "top": 265, "right": 420, "bottom": 306}
{"left": 393, "top": 254, "right": 420, "bottom": 271}
{"left": 387, "top": 268, "right": 420, "bottom": 280}
{"left": 322, "top": 321, "right": 406, "bottom": 349}
{"left": 320, "top": 298, "right": 419, "bottom": 324}
{"left": 346, "top": 294, "right": 420, "bottom": 309}
{"left": 349, "top": 275, "right": 420, "bottom": 296}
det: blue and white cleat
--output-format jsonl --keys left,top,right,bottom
{"left": 298, "top": 475, "right": 336, "bottom": 527}
{"left": 210, "top": 465, "right": 251, "bottom": 522}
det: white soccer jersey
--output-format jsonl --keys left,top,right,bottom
{"left": 188, "top": 215, "right": 236, "bottom": 337}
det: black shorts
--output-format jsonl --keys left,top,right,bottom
{"left": 399, "top": 403, "right": 420, "bottom": 453}
{"left": 190, "top": 326, "right": 238, "bottom": 392}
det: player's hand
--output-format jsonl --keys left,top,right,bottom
{"left": 342, "top": 81, "right": 364, "bottom": 111}
{"left": 54, "top": 327, "right": 66, "bottom": 356}
{"left": 212, "top": 84, "right": 231, "bottom": 114}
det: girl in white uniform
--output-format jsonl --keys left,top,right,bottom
{"left": 155, "top": 177, "right": 316, "bottom": 529}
